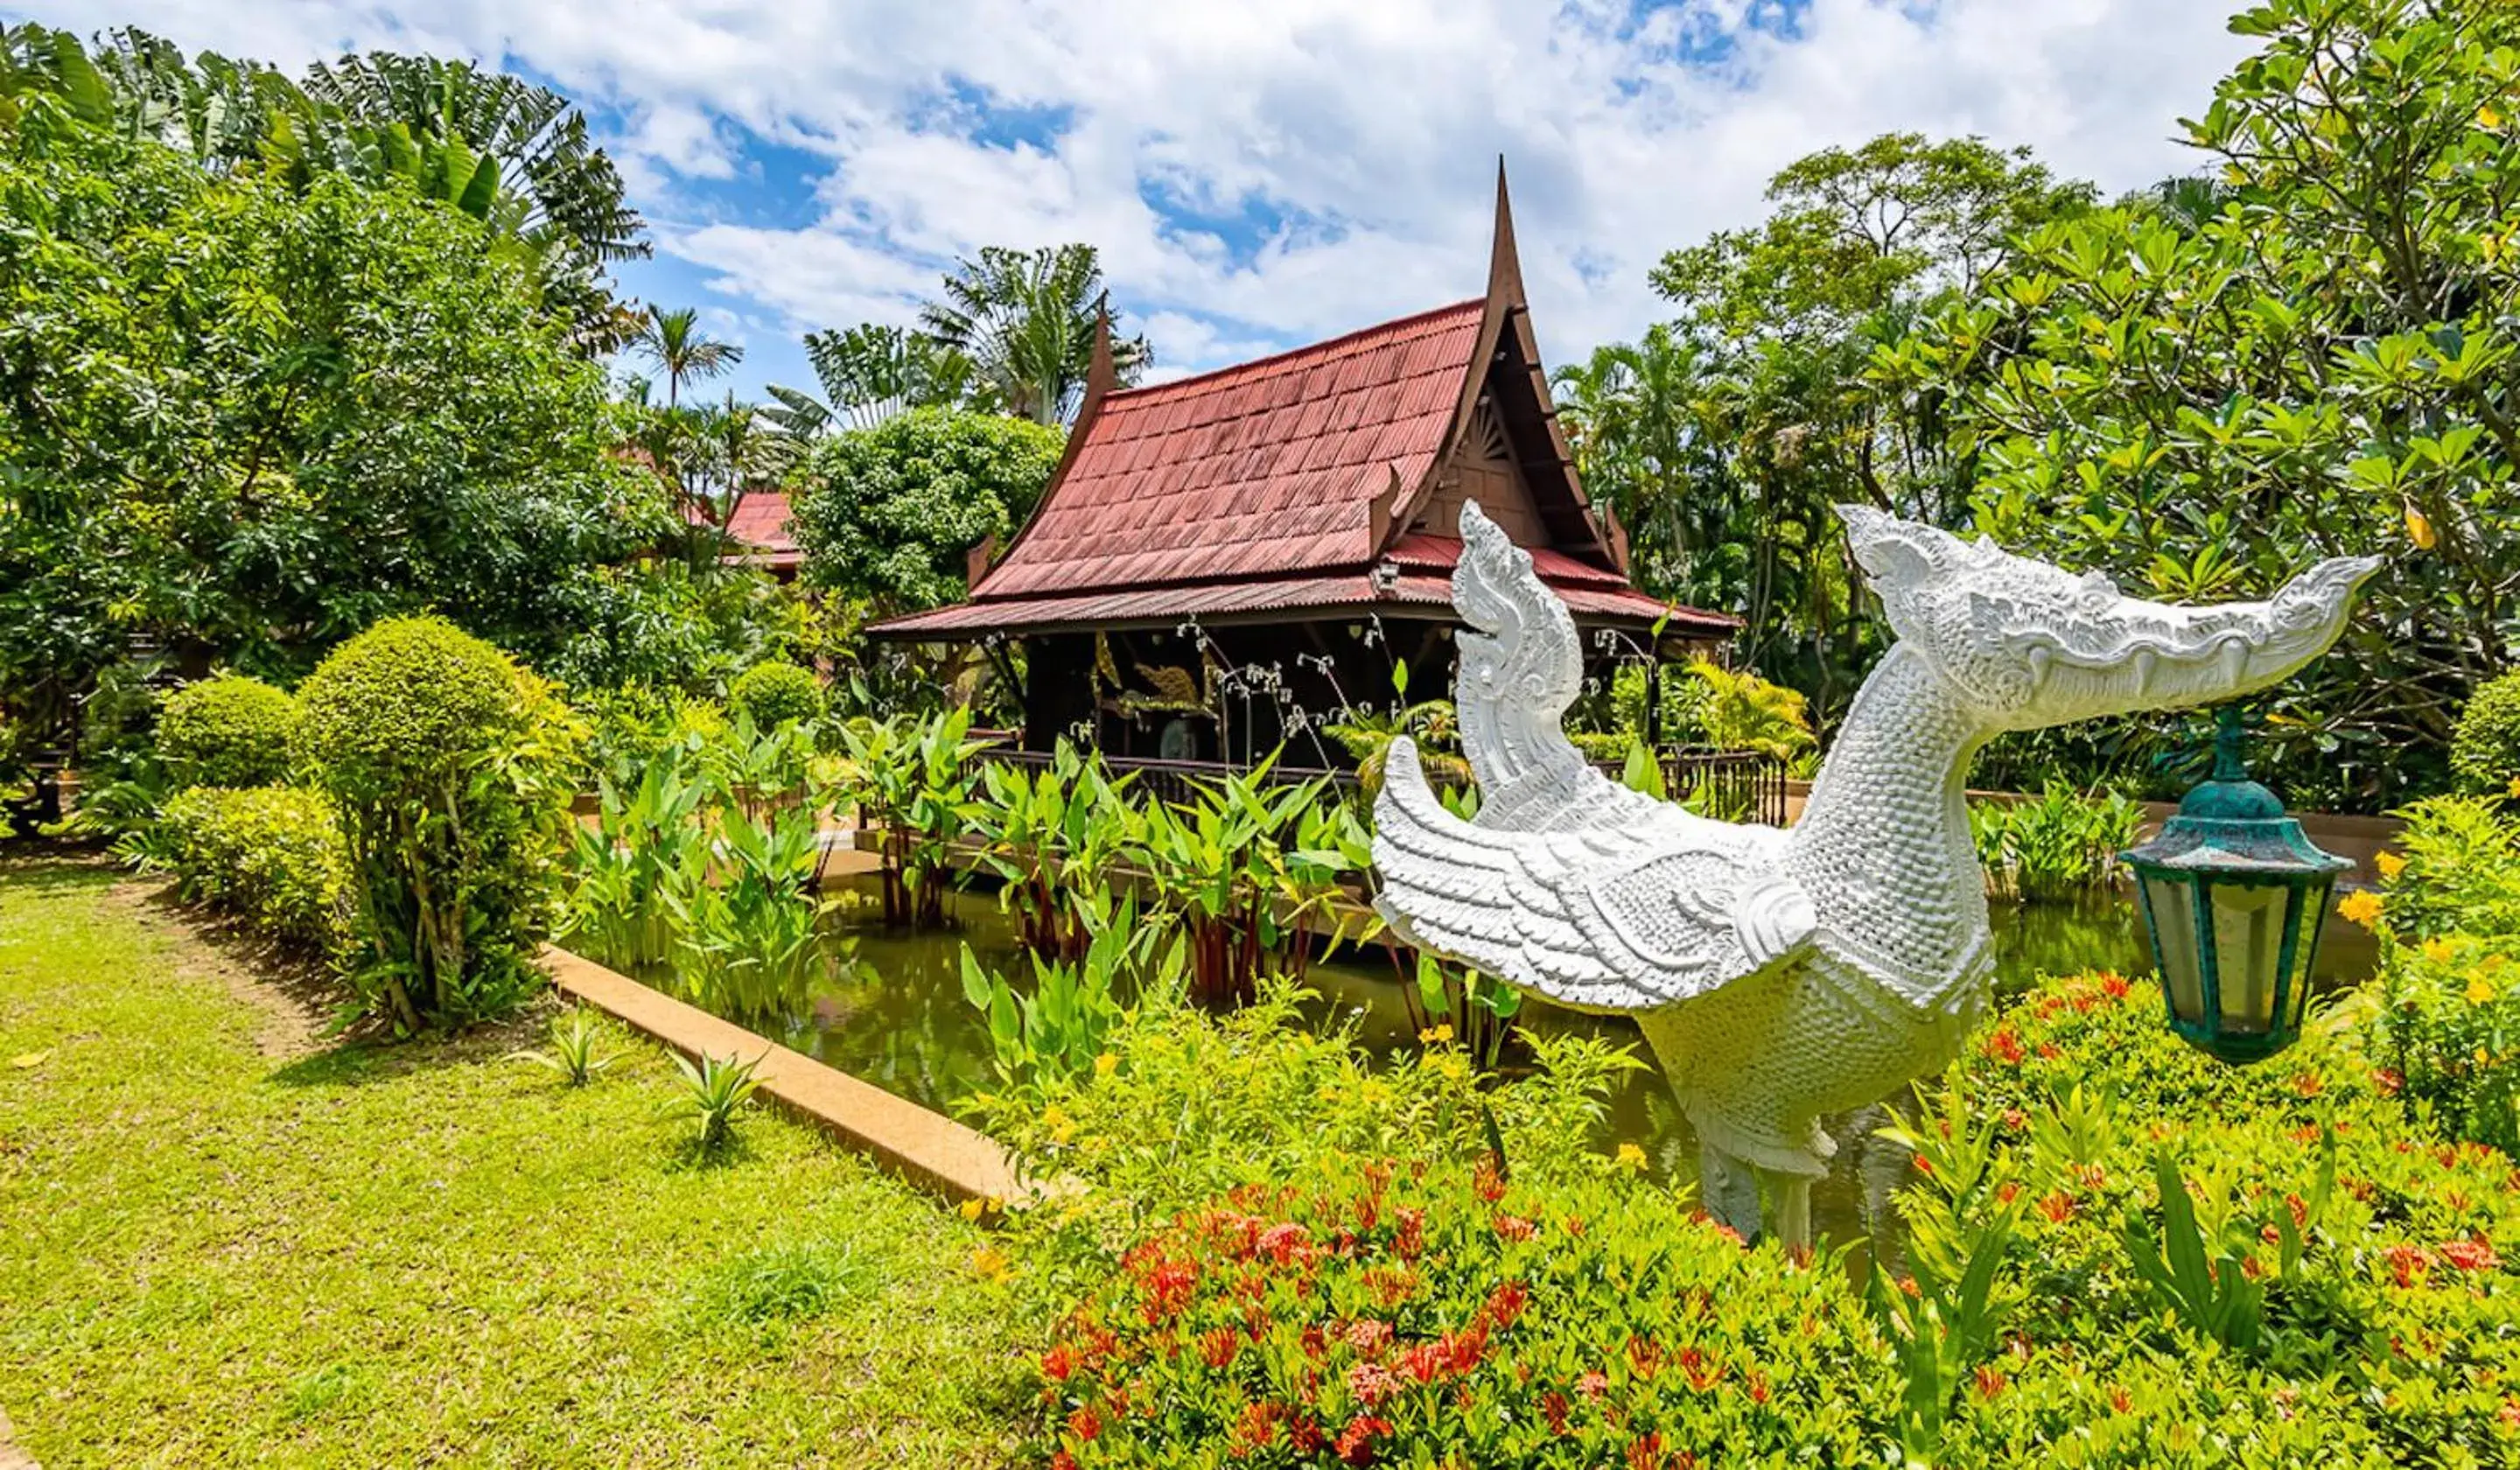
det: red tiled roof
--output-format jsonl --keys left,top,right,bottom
{"left": 872, "top": 570, "right": 1731, "bottom": 639}
{"left": 974, "top": 299, "right": 1488, "bottom": 599}
{"left": 724, "top": 489, "right": 796, "bottom": 553}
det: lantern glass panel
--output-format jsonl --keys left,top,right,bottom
{"left": 2208, "top": 880, "right": 2289, "bottom": 1033}
{"left": 2287, "top": 878, "right": 2337, "bottom": 1030}
{"left": 2145, "top": 873, "right": 2204, "bottom": 1024}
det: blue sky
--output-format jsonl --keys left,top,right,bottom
{"left": 8, "top": 1, "right": 2255, "bottom": 403}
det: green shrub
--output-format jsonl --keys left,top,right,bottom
{"left": 1037, "top": 1157, "right": 1894, "bottom": 1467}
{"left": 2450, "top": 669, "right": 2520, "bottom": 794}
{"left": 156, "top": 674, "right": 299, "bottom": 789}
{"left": 727, "top": 662, "right": 825, "bottom": 731}
{"left": 1970, "top": 783, "right": 2145, "bottom": 902}
{"left": 157, "top": 785, "right": 352, "bottom": 957}
{"left": 2372, "top": 795, "right": 2520, "bottom": 1156}
{"left": 298, "top": 616, "right": 582, "bottom": 1031}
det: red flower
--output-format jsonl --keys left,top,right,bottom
{"left": 1040, "top": 1344, "right": 1077, "bottom": 1382}
{"left": 1334, "top": 1413, "right": 1390, "bottom": 1466}
{"left": 1141, "top": 1261, "right": 1197, "bottom": 1323}
{"left": 1289, "top": 1418, "right": 1326, "bottom": 1454}
{"left": 1345, "top": 1319, "right": 1392, "bottom": 1356}
{"left": 2373, "top": 1067, "right": 2404, "bottom": 1096}
{"left": 1484, "top": 1280, "right": 1530, "bottom": 1328}
{"left": 1627, "top": 1336, "right": 1664, "bottom": 1379}
{"left": 1259, "top": 1222, "right": 1312, "bottom": 1264}
{"left": 1996, "top": 1181, "right": 2020, "bottom": 1206}
{"left": 1300, "top": 1325, "right": 1329, "bottom": 1359}
{"left": 1747, "top": 1371, "right": 1771, "bottom": 1406}
{"left": 1235, "top": 1399, "right": 1283, "bottom": 1450}
{"left": 2443, "top": 1236, "right": 2502, "bottom": 1272}
{"left": 1578, "top": 1369, "right": 1610, "bottom": 1400}
{"left": 1493, "top": 1212, "right": 1536, "bottom": 1242}
{"left": 1348, "top": 1362, "right": 1398, "bottom": 1407}
{"left": 2109, "top": 1387, "right": 2132, "bottom": 1414}
{"left": 1395, "top": 1342, "right": 1446, "bottom": 1384}
{"left": 2036, "top": 1191, "right": 2075, "bottom": 1224}
{"left": 2035, "top": 1042, "right": 2062, "bottom": 1060}
{"left": 2291, "top": 1071, "right": 2324, "bottom": 1098}
{"left": 2002, "top": 1108, "right": 2028, "bottom": 1131}
{"left": 1972, "top": 1364, "right": 2008, "bottom": 1400}
{"left": 1984, "top": 1028, "right": 2026, "bottom": 1066}
{"left": 1050, "top": 1453, "right": 1079, "bottom": 1470}
{"left": 2385, "top": 1243, "right": 2437, "bottom": 1289}
{"left": 1541, "top": 1390, "right": 1572, "bottom": 1435}
{"left": 1442, "top": 1323, "right": 1489, "bottom": 1375}
{"left": 2098, "top": 972, "right": 2131, "bottom": 999}
{"left": 1626, "top": 1433, "right": 1665, "bottom": 1470}
{"left": 1067, "top": 1404, "right": 1104, "bottom": 1442}
{"left": 1201, "top": 1327, "right": 1242, "bottom": 1369}
{"left": 1911, "top": 1155, "right": 1935, "bottom": 1178}
{"left": 1394, "top": 1209, "right": 1426, "bottom": 1260}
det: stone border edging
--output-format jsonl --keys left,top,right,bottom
{"left": 538, "top": 945, "right": 1032, "bottom": 1206}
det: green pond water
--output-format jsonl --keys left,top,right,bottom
{"left": 742, "top": 877, "right": 2376, "bottom": 1256}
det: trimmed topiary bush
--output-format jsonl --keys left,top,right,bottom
{"left": 2450, "top": 669, "right": 2520, "bottom": 794}
{"left": 298, "top": 616, "right": 583, "bottom": 1031}
{"left": 728, "top": 662, "right": 825, "bottom": 731}
{"left": 158, "top": 785, "right": 353, "bottom": 958}
{"left": 157, "top": 674, "right": 299, "bottom": 789}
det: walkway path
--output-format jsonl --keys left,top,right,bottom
{"left": 0, "top": 1404, "right": 40, "bottom": 1470}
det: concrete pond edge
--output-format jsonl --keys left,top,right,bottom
{"left": 539, "top": 944, "right": 1036, "bottom": 1208}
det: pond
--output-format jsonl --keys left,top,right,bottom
{"left": 743, "top": 877, "right": 2376, "bottom": 1260}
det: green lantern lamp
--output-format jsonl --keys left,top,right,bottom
{"left": 2123, "top": 707, "right": 2352, "bottom": 1064}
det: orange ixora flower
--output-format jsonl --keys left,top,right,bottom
{"left": 2338, "top": 890, "right": 2384, "bottom": 930}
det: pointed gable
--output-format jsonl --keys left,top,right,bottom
{"left": 866, "top": 163, "right": 1732, "bottom": 643}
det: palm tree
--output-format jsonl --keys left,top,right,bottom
{"left": 634, "top": 305, "right": 743, "bottom": 408}
{"left": 763, "top": 322, "right": 982, "bottom": 438}
{"left": 920, "top": 244, "right": 1148, "bottom": 424}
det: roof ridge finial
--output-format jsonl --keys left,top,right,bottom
{"left": 1488, "top": 155, "right": 1524, "bottom": 308}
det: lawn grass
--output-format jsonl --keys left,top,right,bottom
{"left": 0, "top": 856, "right": 1030, "bottom": 1467}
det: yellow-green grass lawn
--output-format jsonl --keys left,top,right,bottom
{"left": 0, "top": 856, "right": 1028, "bottom": 1467}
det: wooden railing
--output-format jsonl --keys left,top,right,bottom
{"left": 975, "top": 746, "right": 1788, "bottom": 827}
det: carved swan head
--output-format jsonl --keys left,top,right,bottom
{"left": 1838, "top": 506, "right": 2381, "bottom": 732}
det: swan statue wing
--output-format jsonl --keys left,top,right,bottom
{"left": 1368, "top": 502, "right": 1815, "bottom": 1012}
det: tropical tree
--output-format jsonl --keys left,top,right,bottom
{"left": 764, "top": 322, "right": 981, "bottom": 438}
{"left": 1886, "top": 0, "right": 2520, "bottom": 810}
{"left": 790, "top": 409, "right": 1065, "bottom": 611}
{"left": 634, "top": 305, "right": 743, "bottom": 409}
{"left": 1, "top": 25, "right": 648, "bottom": 352}
{"left": 920, "top": 244, "right": 1149, "bottom": 424}
{"left": 0, "top": 99, "right": 656, "bottom": 751}
{"left": 1573, "top": 134, "right": 2092, "bottom": 727}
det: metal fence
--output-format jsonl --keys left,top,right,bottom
{"left": 975, "top": 745, "right": 1788, "bottom": 827}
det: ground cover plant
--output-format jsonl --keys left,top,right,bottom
{"left": 0, "top": 857, "right": 1028, "bottom": 1466}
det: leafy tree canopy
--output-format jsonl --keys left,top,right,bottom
{"left": 1885, "top": 0, "right": 2520, "bottom": 808}
{"left": 0, "top": 23, "right": 648, "bottom": 351}
{"left": 790, "top": 409, "right": 1065, "bottom": 611}
{"left": 0, "top": 100, "right": 661, "bottom": 743}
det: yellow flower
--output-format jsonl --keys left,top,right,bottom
{"left": 2482, "top": 104, "right": 2504, "bottom": 129}
{"left": 1614, "top": 1142, "right": 1648, "bottom": 1172}
{"left": 2422, "top": 936, "right": 2458, "bottom": 965}
{"left": 2375, "top": 850, "right": 2406, "bottom": 883}
{"left": 969, "top": 1245, "right": 1013, "bottom": 1282}
{"left": 2468, "top": 975, "right": 2498, "bottom": 1006}
{"left": 2338, "top": 890, "right": 2384, "bottom": 930}
{"left": 1093, "top": 1052, "right": 1118, "bottom": 1078}
{"left": 1358, "top": 1080, "right": 1392, "bottom": 1106}
{"left": 2406, "top": 504, "right": 2437, "bottom": 550}
{"left": 957, "top": 1197, "right": 986, "bottom": 1222}
{"left": 2508, "top": 775, "right": 2520, "bottom": 800}
{"left": 1418, "top": 1024, "right": 1455, "bottom": 1045}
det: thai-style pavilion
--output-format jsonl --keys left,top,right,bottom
{"left": 868, "top": 170, "right": 1735, "bottom": 765}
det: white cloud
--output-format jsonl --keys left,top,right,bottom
{"left": 7, "top": 0, "right": 2257, "bottom": 383}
